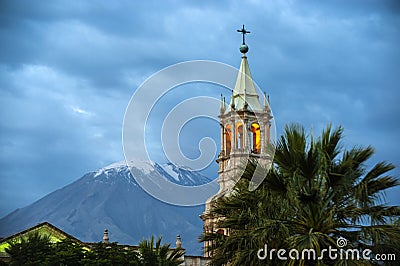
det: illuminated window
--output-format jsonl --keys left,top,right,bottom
{"left": 251, "top": 123, "right": 260, "bottom": 154}
{"left": 225, "top": 125, "right": 231, "bottom": 155}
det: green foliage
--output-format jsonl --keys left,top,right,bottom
{"left": 201, "top": 123, "right": 400, "bottom": 266}
{"left": 46, "top": 238, "right": 86, "bottom": 265}
{"left": 5, "top": 232, "right": 87, "bottom": 266}
{"left": 6, "top": 231, "right": 53, "bottom": 265}
{"left": 138, "top": 236, "right": 185, "bottom": 266}
{"left": 4, "top": 233, "right": 183, "bottom": 266}
{"left": 83, "top": 242, "right": 140, "bottom": 265}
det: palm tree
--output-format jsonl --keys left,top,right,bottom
{"left": 6, "top": 231, "right": 53, "bottom": 265}
{"left": 138, "top": 236, "right": 185, "bottom": 266}
{"left": 201, "top": 123, "right": 400, "bottom": 265}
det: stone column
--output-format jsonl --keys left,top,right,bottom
{"left": 243, "top": 118, "right": 248, "bottom": 151}
{"left": 260, "top": 119, "right": 265, "bottom": 154}
{"left": 220, "top": 121, "right": 224, "bottom": 156}
{"left": 231, "top": 116, "right": 236, "bottom": 152}
{"left": 266, "top": 121, "right": 271, "bottom": 144}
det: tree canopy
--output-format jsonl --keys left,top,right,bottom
{"left": 5, "top": 233, "right": 184, "bottom": 266}
{"left": 201, "top": 123, "right": 400, "bottom": 266}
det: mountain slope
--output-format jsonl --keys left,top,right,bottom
{"left": 0, "top": 160, "right": 213, "bottom": 255}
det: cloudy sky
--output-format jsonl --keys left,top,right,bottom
{"left": 1, "top": 0, "right": 399, "bottom": 217}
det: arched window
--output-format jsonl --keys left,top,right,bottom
{"left": 251, "top": 123, "right": 260, "bottom": 154}
{"left": 217, "top": 228, "right": 225, "bottom": 235}
{"left": 236, "top": 123, "right": 243, "bottom": 149}
{"left": 225, "top": 125, "right": 231, "bottom": 155}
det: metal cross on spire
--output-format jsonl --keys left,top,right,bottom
{"left": 237, "top": 24, "right": 250, "bottom": 45}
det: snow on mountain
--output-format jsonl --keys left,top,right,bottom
{"left": 161, "top": 163, "right": 180, "bottom": 182}
{"left": 0, "top": 160, "right": 214, "bottom": 255}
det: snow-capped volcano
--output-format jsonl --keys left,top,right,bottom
{"left": 0, "top": 160, "right": 214, "bottom": 255}
{"left": 94, "top": 159, "right": 211, "bottom": 186}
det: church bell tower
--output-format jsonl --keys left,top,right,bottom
{"left": 201, "top": 25, "right": 273, "bottom": 257}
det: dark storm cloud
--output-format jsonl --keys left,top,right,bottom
{"left": 0, "top": 0, "right": 399, "bottom": 216}
{"left": 1, "top": 0, "right": 178, "bottom": 91}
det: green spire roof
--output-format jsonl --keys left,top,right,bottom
{"left": 226, "top": 55, "right": 262, "bottom": 113}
